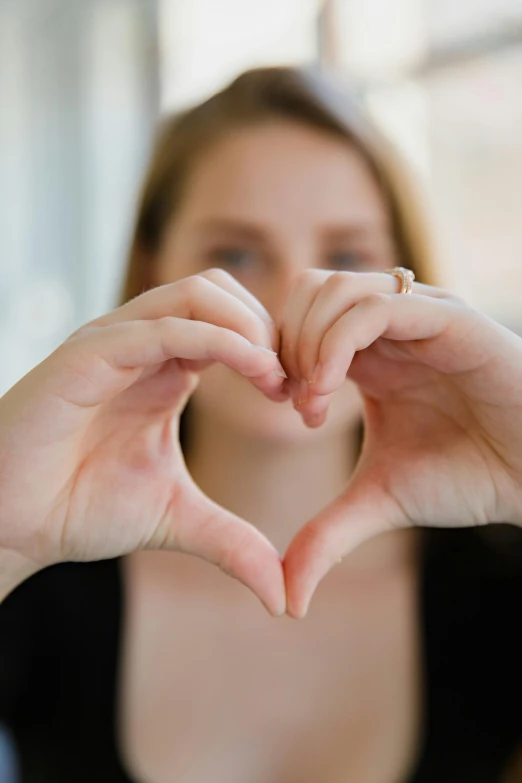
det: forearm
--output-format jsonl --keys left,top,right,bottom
{"left": 0, "top": 547, "right": 41, "bottom": 602}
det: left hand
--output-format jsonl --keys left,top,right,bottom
{"left": 279, "top": 270, "right": 522, "bottom": 617}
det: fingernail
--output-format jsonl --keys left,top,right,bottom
{"left": 272, "top": 599, "right": 287, "bottom": 618}
{"left": 300, "top": 593, "right": 313, "bottom": 618}
{"left": 290, "top": 600, "right": 309, "bottom": 620}
{"left": 253, "top": 345, "right": 278, "bottom": 355}
{"left": 264, "top": 587, "right": 287, "bottom": 617}
{"left": 252, "top": 345, "right": 287, "bottom": 378}
{"left": 305, "top": 410, "right": 327, "bottom": 428}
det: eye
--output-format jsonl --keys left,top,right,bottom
{"left": 209, "top": 246, "right": 261, "bottom": 272}
{"left": 326, "top": 249, "right": 367, "bottom": 271}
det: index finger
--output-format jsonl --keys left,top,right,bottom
{"left": 86, "top": 274, "right": 275, "bottom": 353}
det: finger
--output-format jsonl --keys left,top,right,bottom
{"left": 310, "top": 293, "right": 464, "bottom": 399}
{"left": 279, "top": 270, "right": 332, "bottom": 385}
{"left": 284, "top": 475, "right": 403, "bottom": 618}
{"left": 88, "top": 274, "right": 276, "bottom": 353}
{"left": 177, "top": 269, "right": 288, "bottom": 401}
{"left": 199, "top": 268, "right": 279, "bottom": 350}
{"left": 297, "top": 391, "right": 336, "bottom": 428}
{"left": 297, "top": 272, "right": 457, "bottom": 384}
{"left": 55, "top": 318, "right": 286, "bottom": 408}
{"left": 296, "top": 291, "right": 464, "bottom": 425}
{"left": 156, "top": 485, "right": 286, "bottom": 617}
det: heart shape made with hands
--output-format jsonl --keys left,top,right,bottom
{"left": 3, "top": 268, "right": 519, "bottom": 619}
{"left": 10, "top": 267, "right": 514, "bottom": 624}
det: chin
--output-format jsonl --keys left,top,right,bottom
{"left": 192, "top": 367, "right": 362, "bottom": 445}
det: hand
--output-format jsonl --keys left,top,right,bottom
{"left": 0, "top": 270, "right": 288, "bottom": 615}
{"left": 280, "top": 270, "right": 522, "bottom": 617}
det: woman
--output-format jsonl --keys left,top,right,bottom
{"left": 1, "top": 66, "right": 522, "bottom": 783}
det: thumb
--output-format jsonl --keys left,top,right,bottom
{"left": 283, "top": 474, "right": 404, "bottom": 619}
{"left": 155, "top": 482, "right": 286, "bottom": 617}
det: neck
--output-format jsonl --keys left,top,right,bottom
{"left": 186, "top": 412, "right": 357, "bottom": 556}
{"left": 185, "top": 411, "right": 418, "bottom": 582}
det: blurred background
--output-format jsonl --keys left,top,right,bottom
{"left": 1, "top": 0, "right": 522, "bottom": 395}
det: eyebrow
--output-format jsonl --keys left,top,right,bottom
{"left": 319, "top": 221, "right": 391, "bottom": 243}
{"left": 193, "top": 218, "right": 267, "bottom": 242}
{"left": 193, "top": 217, "right": 390, "bottom": 243}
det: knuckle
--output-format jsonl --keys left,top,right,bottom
{"left": 212, "top": 323, "right": 243, "bottom": 350}
{"left": 328, "top": 270, "right": 357, "bottom": 289}
{"left": 427, "top": 285, "right": 468, "bottom": 308}
{"left": 201, "top": 267, "right": 235, "bottom": 285}
{"left": 182, "top": 274, "right": 212, "bottom": 299}
{"left": 150, "top": 315, "right": 174, "bottom": 340}
{"left": 319, "top": 271, "right": 359, "bottom": 301}
{"left": 447, "top": 292, "right": 468, "bottom": 308}
{"left": 365, "top": 291, "right": 391, "bottom": 308}
{"left": 151, "top": 316, "right": 179, "bottom": 362}
{"left": 64, "top": 323, "right": 100, "bottom": 344}
{"left": 291, "top": 268, "right": 323, "bottom": 293}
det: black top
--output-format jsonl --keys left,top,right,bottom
{"left": 1, "top": 527, "right": 522, "bottom": 783}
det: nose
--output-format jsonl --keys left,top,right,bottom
{"left": 260, "top": 268, "right": 301, "bottom": 327}
{"left": 249, "top": 238, "right": 317, "bottom": 330}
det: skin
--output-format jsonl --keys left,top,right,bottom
{"left": 1, "top": 118, "right": 522, "bottom": 780}
{"left": 157, "top": 121, "right": 397, "bottom": 445}
{"left": 120, "top": 123, "right": 423, "bottom": 780}
{"left": 121, "top": 122, "right": 522, "bottom": 781}
{"left": 1, "top": 119, "right": 521, "bottom": 604}
{"left": 152, "top": 122, "right": 412, "bottom": 568}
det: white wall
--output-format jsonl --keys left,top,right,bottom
{"left": 0, "top": 0, "right": 158, "bottom": 394}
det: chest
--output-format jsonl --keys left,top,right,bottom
{"left": 119, "top": 554, "right": 421, "bottom": 783}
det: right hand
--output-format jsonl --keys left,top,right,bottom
{"left": 0, "top": 270, "right": 288, "bottom": 615}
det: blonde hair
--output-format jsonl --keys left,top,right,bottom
{"left": 119, "top": 65, "right": 437, "bottom": 305}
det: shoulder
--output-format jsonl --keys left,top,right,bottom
{"left": 0, "top": 559, "right": 123, "bottom": 724}
{"left": 421, "top": 524, "right": 522, "bottom": 649}
{"left": 0, "top": 558, "right": 123, "bottom": 650}
{"left": 417, "top": 526, "right": 522, "bottom": 782}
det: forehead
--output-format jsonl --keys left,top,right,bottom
{"left": 176, "top": 121, "right": 390, "bottom": 229}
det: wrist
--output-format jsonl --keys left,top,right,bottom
{"left": 0, "top": 547, "right": 41, "bottom": 602}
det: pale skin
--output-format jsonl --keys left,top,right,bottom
{"left": 1, "top": 120, "right": 522, "bottom": 779}
{"left": 1, "top": 121, "right": 522, "bottom": 606}
{"left": 120, "top": 124, "right": 423, "bottom": 781}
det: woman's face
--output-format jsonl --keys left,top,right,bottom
{"left": 155, "top": 121, "right": 398, "bottom": 443}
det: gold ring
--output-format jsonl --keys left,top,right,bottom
{"left": 384, "top": 266, "right": 415, "bottom": 294}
